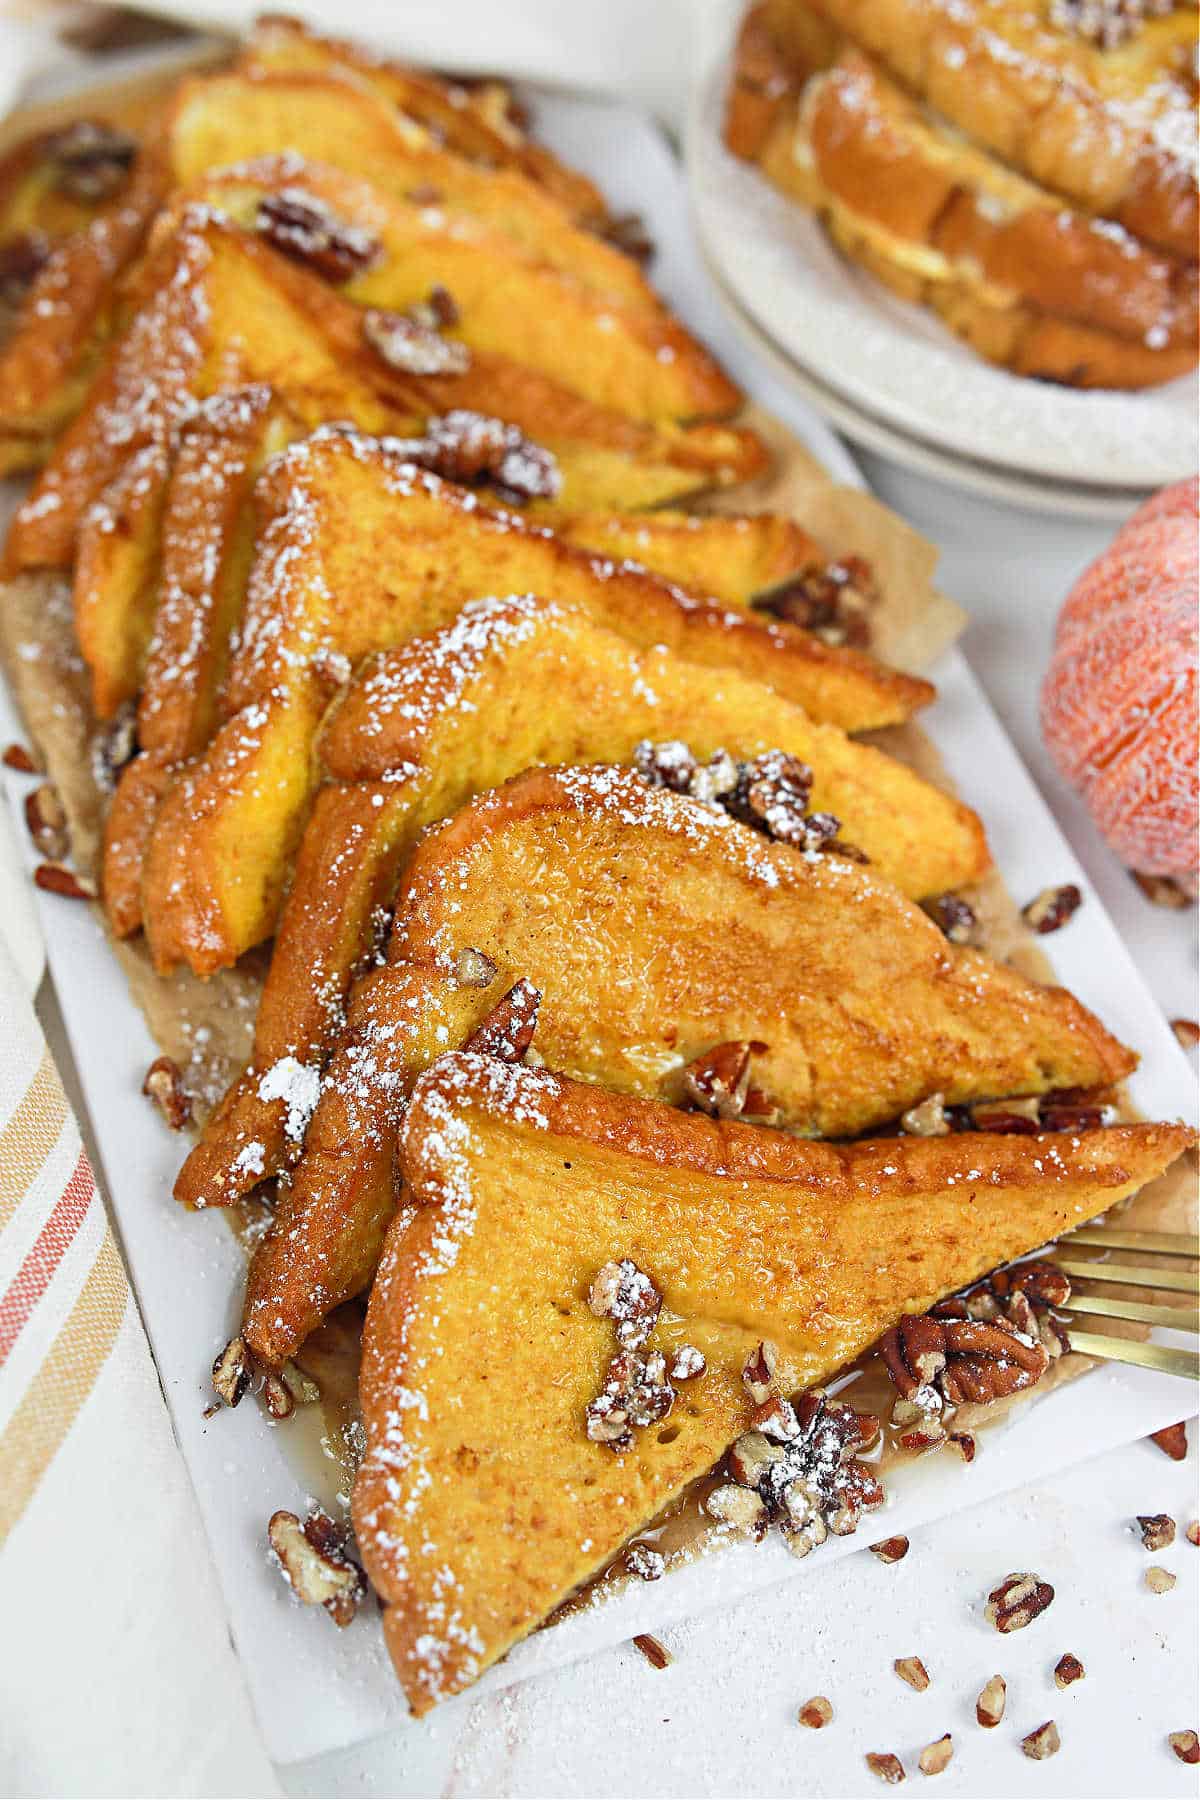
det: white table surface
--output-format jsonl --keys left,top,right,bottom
{"left": 274, "top": 457, "right": 1198, "bottom": 1800}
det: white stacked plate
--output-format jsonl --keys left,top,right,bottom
{"left": 687, "top": 53, "right": 1199, "bottom": 520}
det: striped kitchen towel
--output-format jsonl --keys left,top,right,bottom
{"left": 0, "top": 897, "right": 277, "bottom": 1798}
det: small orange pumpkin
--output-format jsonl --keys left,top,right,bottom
{"left": 1041, "top": 478, "right": 1198, "bottom": 884}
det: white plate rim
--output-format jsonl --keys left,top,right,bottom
{"left": 686, "top": 48, "right": 1198, "bottom": 494}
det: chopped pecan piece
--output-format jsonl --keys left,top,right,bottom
{"left": 728, "top": 1386, "right": 884, "bottom": 1552}
{"left": 894, "top": 1656, "right": 930, "bottom": 1692}
{"left": 923, "top": 893, "right": 977, "bottom": 944}
{"left": 900, "top": 1093, "right": 951, "bottom": 1138}
{"left": 24, "top": 783, "right": 68, "bottom": 859}
{"left": 587, "top": 1259, "right": 661, "bottom": 1348}
{"left": 1051, "top": 0, "right": 1168, "bottom": 51}
{"left": 256, "top": 188, "right": 380, "bottom": 282}
{"left": 1022, "top": 883, "right": 1082, "bottom": 934}
{"left": 362, "top": 304, "right": 471, "bottom": 376}
{"left": 986, "top": 1572, "right": 1054, "bottom": 1633}
{"left": 742, "top": 1340, "right": 778, "bottom": 1404}
{"left": 34, "top": 862, "right": 96, "bottom": 899}
{"left": 93, "top": 703, "right": 138, "bottom": 789}
{"left": 869, "top": 1535, "right": 910, "bottom": 1563}
{"left": 624, "top": 1544, "right": 665, "bottom": 1581}
{"left": 975, "top": 1673, "right": 1006, "bottom": 1727}
{"left": 948, "top": 1431, "right": 976, "bottom": 1462}
{"left": 395, "top": 409, "right": 561, "bottom": 504}
{"left": 1187, "top": 1521, "right": 1199, "bottom": 1546}
{"left": 0, "top": 231, "right": 51, "bottom": 311}
{"left": 633, "top": 738, "right": 699, "bottom": 792}
{"left": 1020, "top": 1720, "right": 1060, "bottom": 1761}
{"left": 705, "top": 1483, "right": 768, "bottom": 1531}
{"left": 1145, "top": 1565, "right": 1176, "bottom": 1594}
{"left": 1054, "top": 1652, "right": 1084, "bottom": 1688}
{"left": 268, "top": 1509, "right": 366, "bottom": 1626}
{"left": 464, "top": 978, "right": 540, "bottom": 1062}
{"left": 669, "top": 1344, "right": 706, "bottom": 1380}
{"left": 969, "top": 1096, "right": 1042, "bottom": 1134}
{"left": 1149, "top": 1421, "right": 1188, "bottom": 1461}
{"left": 1169, "top": 1730, "right": 1200, "bottom": 1764}
{"left": 755, "top": 555, "right": 879, "bottom": 648}
{"left": 212, "top": 1336, "right": 251, "bottom": 1409}
{"left": 2, "top": 741, "right": 39, "bottom": 772}
{"left": 1172, "top": 1019, "right": 1200, "bottom": 1049}
{"left": 681, "top": 1039, "right": 773, "bottom": 1122}
{"left": 864, "top": 1751, "right": 906, "bottom": 1784}
{"left": 260, "top": 1367, "right": 296, "bottom": 1421}
{"left": 1137, "top": 1513, "right": 1176, "bottom": 1551}
{"left": 990, "top": 1261, "right": 1073, "bottom": 1309}
{"left": 47, "top": 120, "right": 136, "bottom": 201}
{"left": 727, "top": 1429, "right": 783, "bottom": 1488}
{"left": 142, "top": 1056, "right": 192, "bottom": 1129}
{"left": 453, "top": 946, "right": 497, "bottom": 988}
{"left": 798, "top": 1695, "right": 833, "bottom": 1729}
{"left": 918, "top": 1735, "right": 952, "bottom": 1776}
{"left": 632, "top": 1632, "right": 671, "bottom": 1669}
{"left": 898, "top": 1427, "right": 947, "bottom": 1453}
{"left": 597, "top": 211, "right": 654, "bottom": 263}
{"left": 1132, "top": 871, "right": 1191, "bottom": 909}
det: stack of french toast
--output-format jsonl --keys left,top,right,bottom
{"left": 724, "top": 0, "right": 1198, "bottom": 388}
{"left": 0, "top": 15, "right": 1193, "bottom": 1718}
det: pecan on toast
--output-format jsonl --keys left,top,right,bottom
{"left": 728, "top": 12, "right": 1198, "bottom": 387}
{"left": 5, "top": 209, "right": 763, "bottom": 589}
{"left": 100, "top": 491, "right": 832, "bottom": 936}
{"left": 161, "top": 69, "right": 659, "bottom": 314}
{"left": 240, "top": 12, "right": 610, "bottom": 228}
{"left": 356, "top": 1052, "right": 1192, "bottom": 1712}
{"left": 217, "top": 765, "right": 1130, "bottom": 1368}
{"left": 172, "top": 609, "right": 988, "bottom": 1212}
{"left": 135, "top": 435, "right": 935, "bottom": 975}
{"left": 175, "top": 156, "right": 736, "bottom": 424}
{"left": 795, "top": 0, "right": 1198, "bottom": 261}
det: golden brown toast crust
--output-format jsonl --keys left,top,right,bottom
{"left": 163, "top": 69, "right": 656, "bottom": 313}
{"left": 173, "top": 604, "right": 982, "bottom": 1211}
{"left": 803, "top": 55, "right": 1197, "bottom": 355}
{"left": 728, "top": 6, "right": 1198, "bottom": 389}
{"left": 217, "top": 763, "right": 1130, "bottom": 1370}
{"left": 356, "top": 1050, "right": 1193, "bottom": 1712}
{"left": 136, "top": 437, "right": 934, "bottom": 974}
{"left": 795, "top": 0, "right": 1198, "bottom": 260}
{"left": 4, "top": 211, "right": 763, "bottom": 581}
{"left": 242, "top": 13, "right": 611, "bottom": 228}
{"left": 173, "top": 158, "right": 733, "bottom": 426}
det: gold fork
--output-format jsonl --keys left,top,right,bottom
{"left": 1044, "top": 1225, "right": 1200, "bottom": 1381}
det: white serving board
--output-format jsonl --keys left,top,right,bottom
{"left": 0, "top": 77, "right": 1196, "bottom": 1769}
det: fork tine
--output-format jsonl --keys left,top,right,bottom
{"left": 1066, "top": 1227, "right": 1200, "bottom": 1256}
{"left": 1050, "top": 1256, "right": 1199, "bottom": 1294}
{"left": 1058, "top": 1294, "right": 1200, "bottom": 1331}
{"left": 1062, "top": 1330, "right": 1199, "bottom": 1381}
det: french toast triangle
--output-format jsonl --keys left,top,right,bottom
{"left": 178, "top": 155, "right": 737, "bottom": 426}
{"left": 357, "top": 1051, "right": 1193, "bottom": 1713}
{"left": 4, "top": 209, "right": 762, "bottom": 590}
{"left": 170, "top": 603, "right": 987, "bottom": 1212}
{"left": 136, "top": 438, "right": 937, "bottom": 975}
{"left": 221, "top": 763, "right": 1131, "bottom": 1370}
{"left": 239, "top": 13, "right": 611, "bottom": 228}
{"left": 160, "top": 69, "right": 659, "bottom": 314}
